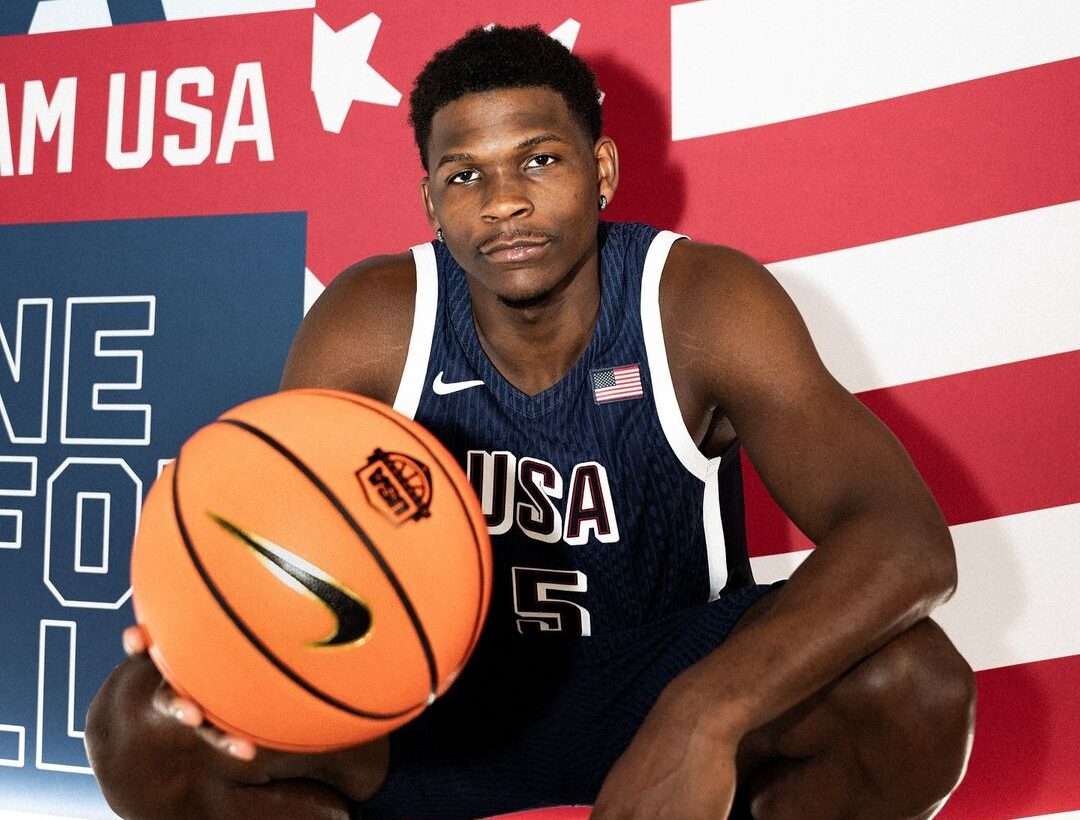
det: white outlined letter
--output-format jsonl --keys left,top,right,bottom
{"left": 61, "top": 296, "right": 155, "bottom": 446}
{"left": 44, "top": 458, "right": 139, "bottom": 609}
{"left": 0, "top": 456, "right": 37, "bottom": 551}
{"left": 36, "top": 620, "right": 91, "bottom": 773}
{"left": 0, "top": 298, "right": 53, "bottom": 444}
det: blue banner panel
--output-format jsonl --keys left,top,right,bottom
{"left": 0, "top": 212, "right": 306, "bottom": 817}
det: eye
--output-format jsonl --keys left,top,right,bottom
{"left": 524, "top": 154, "right": 558, "bottom": 169}
{"left": 447, "top": 169, "right": 479, "bottom": 185}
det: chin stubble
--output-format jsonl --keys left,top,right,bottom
{"left": 497, "top": 288, "right": 556, "bottom": 311}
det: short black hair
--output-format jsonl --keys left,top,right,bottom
{"left": 409, "top": 25, "right": 602, "bottom": 170}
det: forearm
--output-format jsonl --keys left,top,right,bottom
{"left": 669, "top": 504, "right": 955, "bottom": 741}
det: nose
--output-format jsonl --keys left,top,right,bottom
{"left": 480, "top": 171, "right": 533, "bottom": 222}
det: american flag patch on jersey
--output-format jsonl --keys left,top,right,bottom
{"left": 591, "top": 364, "right": 644, "bottom": 404}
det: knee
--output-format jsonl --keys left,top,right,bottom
{"left": 828, "top": 620, "right": 976, "bottom": 810}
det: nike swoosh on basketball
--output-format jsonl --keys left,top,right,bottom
{"left": 432, "top": 371, "right": 484, "bottom": 395}
{"left": 208, "top": 512, "right": 372, "bottom": 647}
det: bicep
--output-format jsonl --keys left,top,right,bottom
{"left": 279, "top": 262, "right": 413, "bottom": 405}
{"left": 702, "top": 255, "right": 939, "bottom": 542}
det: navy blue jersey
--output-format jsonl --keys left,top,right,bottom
{"left": 392, "top": 221, "right": 754, "bottom": 643}
{"left": 355, "top": 222, "right": 766, "bottom": 819}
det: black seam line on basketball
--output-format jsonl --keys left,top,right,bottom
{"left": 217, "top": 417, "right": 439, "bottom": 699}
{"left": 317, "top": 392, "right": 490, "bottom": 660}
{"left": 323, "top": 393, "right": 489, "bottom": 655}
{"left": 171, "top": 451, "right": 419, "bottom": 721}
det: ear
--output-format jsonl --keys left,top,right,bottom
{"left": 420, "top": 177, "right": 438, "bottom": 232}
{"left": 595, "top": 137, "right": 619, "bottom": 204}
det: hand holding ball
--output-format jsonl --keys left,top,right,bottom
{"left": 131, "top": 389, "right": 492, "bottom": 752}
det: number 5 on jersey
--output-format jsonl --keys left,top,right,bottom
{"left": 512, "top": 566, "right": 591, "bottom": 636}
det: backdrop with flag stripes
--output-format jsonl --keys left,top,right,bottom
{"left": 0, "top": 1, "right": 1076, "bottom": 817}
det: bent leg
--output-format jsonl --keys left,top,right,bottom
{"left": 734, "top": 617, "right": 976, "bottom": 820}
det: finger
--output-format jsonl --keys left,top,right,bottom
{"left": 194, "top": 723, "right": 257, "bottom": 762}
{"left": 122, "top": 624, "right": 150, "bottom": 656}
{"left": 151, "top": 684, "right": 204, "bottom": 728}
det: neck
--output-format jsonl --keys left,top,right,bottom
{"left": 470, "top": 248, "right": 601, "bottom": 396}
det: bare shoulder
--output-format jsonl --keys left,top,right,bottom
{"left": 660, "top": 238, "right": 830, "bottom": 416}
{"left": 662, "top": 239, "right": 799, "bottom": 341}
{"left": 280, "top": 251, "right": 417, "bottom": 404}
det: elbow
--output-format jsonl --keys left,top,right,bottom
{"left": 919, "top": 519, "right": 958, "bottom": 611}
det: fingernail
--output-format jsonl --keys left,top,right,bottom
{"left": 172, "top": 704, "right": 197, "bottom": 725}
{"left": 226, "top": 740, "right": 254, "bottom": 760}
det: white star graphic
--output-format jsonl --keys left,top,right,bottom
{"left": 311, "top": 12, "right": 402, "bottom": 134}
{"left": 548, "top": 18, "right": 580, "bottom": 51}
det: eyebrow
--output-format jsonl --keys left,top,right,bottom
{"left": 434, "top": 133, "right": 567, "bottom": 170}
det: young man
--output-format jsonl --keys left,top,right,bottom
{"left": 87, "top": 25, "right": 975, "bottom": 820}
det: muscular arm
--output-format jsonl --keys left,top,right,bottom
{"left": 667, "top": 241, "right": 955, "bottom": 734}
{"left": 594, "top": 241, "right": 957, "bottom": 818}
{"left": 280, "top": 253, "right": 415, "bottom": 398}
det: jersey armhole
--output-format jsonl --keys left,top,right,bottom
{"left": 641, "top": 230, "right": 729, "bottom": 599}
{"left": 641, "top": 231, "right": 710, "bottom": 480}
{"left": 392, "top": 243, "right": 438, "bottom": 420}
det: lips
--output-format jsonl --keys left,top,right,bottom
{"left": 480, "top": 234, "right": 551, "bottom": 263}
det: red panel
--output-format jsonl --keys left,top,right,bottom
{"left": 939, "top": 655, "right": 1080, "bottom": 820}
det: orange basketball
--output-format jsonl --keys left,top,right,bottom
{"left": 130, "top": 388, "right": 492, "bottom": 752}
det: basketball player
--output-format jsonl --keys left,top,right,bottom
{"left": 87, "top": 25, "right": 975, "bottom": 820}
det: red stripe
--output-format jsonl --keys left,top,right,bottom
{"left": 606, "top": 57, "right": 1080, "bottom": 264}
{"left": 938, "top": 654, "right": 1080, "bottom": 820}
{"left": 744, "top": 350, "right": 1080, "bottom": 556}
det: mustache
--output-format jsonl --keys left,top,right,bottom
{"left": 476, "top": 228, "right": 556, "bottom": 254}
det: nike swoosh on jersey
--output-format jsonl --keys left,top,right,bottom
{"left": 432, "top": 371, "right": 485, "bottom": 395}
{"left": 208, "top": 512, "right": 372, "bottom": 647}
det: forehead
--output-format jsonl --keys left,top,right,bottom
{"left": 427, "top": 87, "right": 588, "bottom": 163}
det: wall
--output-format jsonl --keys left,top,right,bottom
{"left": 1, "top": 1, "right": 1078, "bottom": 817}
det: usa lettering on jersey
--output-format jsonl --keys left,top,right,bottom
{"left": 465, "top": 450, "right": 620, "bottom": 546}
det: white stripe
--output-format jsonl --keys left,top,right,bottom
{"left": 0, "top": 812, "right": 111, "bottom": 819}
{"left": 767, "top": 200, "right": 1080, "bottom": 394}
{"left": 671, "top": 0, "right": 1080, "bottom": 139}
{"left": 749, "top": 502, "right": 1080, "bottom": 673}
{"left": 703, "top": 459, "right": 728, "bottom": 600}
{"left": 161, "top": 0, "right": 314, "bottom": 20}
{"left": 302, "top": 267, "right": 325, "bottom": 317}
{"left": 392, "top": 244, "right": 438, "bottom": 420}
{"left": 640, "top": 230, "right": 706, "bottom": 479}
{"left": 28, "top": 0, "right": 111, "bottom": 34}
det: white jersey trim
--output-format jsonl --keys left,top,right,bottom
{"left": 640, "top": 230, "right": 709, "bottom": 480}
{"left": 703, "top": 459, "right": 729, "bottom": 600}
{"left": 392, "top": 243, "right": 438, "bottom": 420}
{"left": 640, "top": 229, "right": 728, "bottom": 598}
